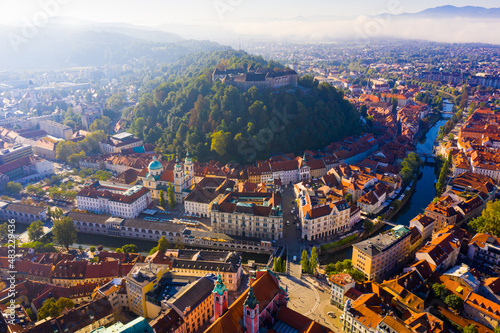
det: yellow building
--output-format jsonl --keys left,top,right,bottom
{"left": 166, "top": 276, "right": 214, "bottom": 333}
{"left": 352, "top": 225, "right": 411, "bottom": 281}
{"left": 125, "top": 262, "right": 169, "bottom": 318}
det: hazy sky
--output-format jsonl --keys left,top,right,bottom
{"left": 0, "top": 0, "right": 498, "bottom": 26}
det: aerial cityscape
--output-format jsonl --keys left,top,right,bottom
{"left": 1, "top": 1, "right": 500, "bottom": 332}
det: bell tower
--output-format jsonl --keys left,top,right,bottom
{"left": 243, "top": 286, "right": 259, "bottom": 333}
{"left": 213, "top": 272, "right": 228, "bottom": 320}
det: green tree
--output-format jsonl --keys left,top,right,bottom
{"left": 37, "top": 297, "right": 75, "bottom": 320}
{"left": 52, "top": 217, "right": 77, "bottom": 250}
{"left": 27, "top": 220, "right": 44, "bottom": 242}
{"left": 469, "top": 200, "right": 500, "bottom": 237}
{"left": 436, "top": 153, "right": 451, "bottom": 195}
{"left": 149, "top": 246, "right": 158, "bottom": 255}
{"left": 107, "top": 95, "right": 125, "bottom": 114}
{"left": 157, "top": 236, "right": 170, "bottom": 253}
{"left": 121, "top": 244, "right": 138, "bottom": 253}
{"left": 89, "top": 246, "right": 96, "bottom": 253}
{"left": 5, "top": 182, "right": 22, "bottom": 193}
{"left": 494, "top": 325, "right": 500, "bottom": 333}
{"left": 463, "top": 324, "right": 479, "bottom": 333}
{"left": 399, "top": 152, "right": 422, "bottom": 182}
{"left": 345, "top": 193, "right": 353, "bottom": 203}
{"left": 444, "top": 294, "right": 463, "bottom": 311}
{"left": 348, "top": 269, "right": 365, "bottom": 282}
{"left": 116, "top": 248, "right": 124, "bottom": 253}
{"left": 159, "top": 190, "right": 166, "bottom": 208}
{"left": 168, "top": 182, "right": 176, "bottom": 209}
{"left": 89, "top": 116, "right": 111, "bottom": 132}
{"left": 46, "top": 206, "right": 51, "bottom": 219}
{"left": 300, "top": 249, "right": 309, "bottom": 273}
{"left": 309, "top": 247, "right": 318, "bottom": 274}
{"left": 432, "top": 283, "right": 445, "bottom": 298}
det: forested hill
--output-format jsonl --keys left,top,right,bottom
{"left": 125, "top": 50, "right": 361, "bottom": 163}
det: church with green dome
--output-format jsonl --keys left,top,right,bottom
{"left": 138, "top": 154, "right": 194, "bottom": 204}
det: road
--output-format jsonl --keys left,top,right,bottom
{"left": 280, "top": 185, "right": 304, "bottom": 278}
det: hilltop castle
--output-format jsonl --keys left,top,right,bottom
{"left": 212, "top": 67, "right": 298, "bottom": 90}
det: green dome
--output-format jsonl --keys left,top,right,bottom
{"left": 148, "top": 157, "right": 163, "bottom": 171}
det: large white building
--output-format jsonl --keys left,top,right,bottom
{"left": 76, "top": 181, "right": 151, "bottom": 219}
{"left": 211, "top": 192, "right": 284, "bottom": 241}
{"left": 99, "top": 132, "right": 144, "bottom": 154}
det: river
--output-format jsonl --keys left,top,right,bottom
{"left": 320, "top": 117, "right": 448, "bottom": 264}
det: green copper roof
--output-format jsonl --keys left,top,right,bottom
{"left": 244, "top": 286, "right": 258, "bottom": 310}
{"left": 148, "top": 156, "right": 163, "bottom": 171}
{"left": 213, "top": 272, "right": 228, "bottom": 296}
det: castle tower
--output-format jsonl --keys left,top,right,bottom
{"left": 213, "top": 272, "right": 228, "bottom": 320}
{"left": 243, "top": 286, "right": 259, "bottom": 333}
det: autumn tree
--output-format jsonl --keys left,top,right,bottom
{"left": 210, "top": 130, "right": 231, "bottom": 157}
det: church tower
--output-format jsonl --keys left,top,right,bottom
{"left": 174, "top": 157, "right": 182, "bottom": 203}
{"left": 185, "top": 151, "right": 194, "bottom": 187}
{"left": 213, "top": 272, "right": 228, "bottom": 320}
{"left": 243, "top": 286, "right": 259, "bottom": 333}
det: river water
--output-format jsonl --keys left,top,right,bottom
{"left": 320, "top": 118, "right": 448, "bottom": 264}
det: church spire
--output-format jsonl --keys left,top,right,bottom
{"left": 244, "top": 286, "right": 258, "bottom": 310}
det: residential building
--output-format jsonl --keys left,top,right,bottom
{"left": 168, "top": 249, "right": 242, "bottom": 291}
{"left": 125, "top": 262, "right": 169, "bottom": 318}
{"left": 76, "top": 181, "right": 151, "bottom": 219}
{"left": 416, "top": 232, "right": 461, "bottom": 272}
{"left": 164, "top": 276, "right": 214, "bottom": 333}
{"left": 424, "top": 196, "right": 458, "bottom": 234}
{"left": 150, "top": 308, "right": 185, "bottom": 333}
{"left": 330, "top": 273, "right": 355, "bottom": 308}
{"left": 343, "top": 293, "right": 384, "bottom": 333}
{"left": 0, "top": 143, "right": 32, "bottom": 165}
{"left": 463, "top": 292, "right": 500, "bottom": 329}
{"left": 467, "top": 233, "right": 500, "bottom": 265}
{"left": 24, "top": 297, "right": 114, "bottom": 333}
{"left": 352, "top": 225, "right": 412, "bottom": 281}
{"left": 409, "top": 214, "right": 435, "bottom": 242}
{"left": 39, "top": 120, "right": 73, "bottom": 140}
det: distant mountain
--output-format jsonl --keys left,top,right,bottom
{"left": 399, "top": 6, "right": 500, "bottom": 18}
{"left": 0, "top": 22, "right": 225, "bottom": 70}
